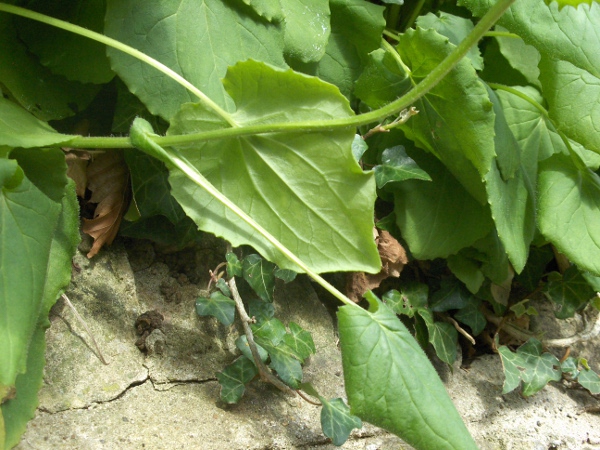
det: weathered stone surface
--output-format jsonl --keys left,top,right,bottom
{"left": 15, "top": 240, "right": 600, "bottom": 449}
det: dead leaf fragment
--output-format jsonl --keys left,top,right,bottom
{"left": 82, "top": 151, "right": 130, "bottom": 258}
{"left": 346, "top": 229, "right": 408, "bottom": 302}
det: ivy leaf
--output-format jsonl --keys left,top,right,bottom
{"left": 226, "top": 252, "right": 242, "bottom": 278}
{"left": 247, "top": 298, "right": 275, "bottom": 324}
{"left": 167, "top": 60, "right": 380, "bottom": 274}
{"left": 319, "top": 397, "right": 362, "bottom": 446}
{"left": 382, "top": 282, "right": 428, "bottom": 317}
{"left": 577, "top": 368, "right": 600, "bottom": 394}
{"left": 235, "top": 336, "right": 269, "bottom": 364}
{"left": 374, "top": 146, "right": 431, "bottom": 188}
{"left": 447, "top": 253, "right": 485, "bottom": 294}
{"left": 195, "top": 292, "right": 236, "bottom": 326}
{"left": 215, "top": 278, "right": 231, "bottom": 297}
{"left": 430, "top": 278, "right": 472, "bottom": 312}
{"left": 338, "top": 293, "right": 478, "bottom": 449}
{"left": 454, "top": 300, "right": 486, "bottom": 336}
{"left": 538, "top": 153, "right": 600, "bottom": 277}
{"left": 418, "top": 309, "right": 458, "bottom": 365}
{"left": 282, "top": 322, "right": 316, "bottom": 362}
{"left": 251, "top": 318, "right": 287, "bottom": 346}
{"left": 543, "top": 266, "right": 595, "bottom": 318}
{"left": 256, "top": 339, "right": 304, "bottom": 389}
{"left": 216, "top": 356, "right": 258, "bottom": 404}
{"left": 560, "top": 356, "right": 579, "bottom": 379}
{"left": 105, "top": 0, "right": 286, "bottom": 119}
{"left": 498, "top": 338, "right": 562, "bottom": 396}
{"left": 0, "top": 98, "right": 76, "bottom": 148}
{"left": 243, "top": 254, "right": 276, "bottom": 303}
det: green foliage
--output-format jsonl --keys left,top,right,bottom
{"left": 1, "top": 0, "right": 600, "bottom": 448}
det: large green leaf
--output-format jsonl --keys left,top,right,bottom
{"left": 538, "top": 153, "right": 600, "bottom": 275}
{"left": 0, "top": 12, "right": 100, "bottom": 121}
{"left": 338, "top": 294, "right": 477, "bottom": 450}
{"left": 105, "top": 0, "right": 286, "bottom": 120}
{"left": 397, "top": 27, "right": 495, "bottom": 204}
{"left": 15, "top": 0, "right": 113, "bottom": 84}
{"left": 280, "top": 0, "right": 330, "bottom": 63}
{"left": 0, "top": 97, "right": 76, "bottom": 148}
{"left": 393, "top": 151, "right": 493, "bottom": 260}
{"left": 461, "top": 0, "right": 600, "bottom": 153}
{"left": 483, "top": 86, "right": 536, "bottom": 273}
{"left": 166, "top": 61, "right": 380, "bottom": 273}
{"left": 293, "top": 0, "right": 385, "bottom": 98}
{"left": 1, "top": 150, "right": 79, "bottom": 446}
{"left": 493, "top": 25, "right": 541, "bottom": 88}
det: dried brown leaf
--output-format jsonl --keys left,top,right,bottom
{"left": 346, "top": 229, "right": 408, "bottom": 302}
{"left": 64, "top": 151, "right": 91, "bottom": 197}
{"left": 82, "top": 151, "right": 130, "bottom": 258}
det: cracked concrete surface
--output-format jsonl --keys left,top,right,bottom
{"left": 14, "top": 238, "right": 600, "bottom": 449}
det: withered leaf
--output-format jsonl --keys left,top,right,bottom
{"left": 82, "top": 151, "right": 130, "bottom": 258}
{"left": 346, "top": 229, "right": 408, "bottom": 302}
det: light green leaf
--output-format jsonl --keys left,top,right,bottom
{"left": 319, "top": 397, "right": 362, "bottom": 447}
{"left": 538, "top": 153, "right": 600, "bottom": 276}
{"left": 462, "top": 0, "right": 600, "bottom": 153}
{"left": 15, "top": 0, "right": 113, "bottom": 84}
{"left": 398, "top": 27, "right": 495, "bottom": 204}
{"left": 498, "top": 338, "right": 562, "bottom": 396}
{"left": 0, "top": 98, "right": 76, "bottom": 148}
{"left": 282, "top": 322, "right": 316, "bottom": 361}
{"left": 338, "top": 295, "right": 477, "bottom": 449}
{"left": 217, "top": 356, "right": 258, "bottom": 403}
{"left": 251, "top": 318, "right": 287, "bottom": 346}
{"left": 483, "top": 86, "right": 536, "bottom": 273}
{"left": 351, "top": 134, "right": 368, "bottom": 162}
{"left": 577, "top": 368, "right": 600, "bottom": 394}
{"left": 243, "top": 254, "right": 276, "bottom": 303}
{"left": 493, "top": 25, "right": 541, "bottom": 88}
{"left": 374, "top": 146, "right": 431, "bottom": 188}
{"left": 560, "top": 356, "right": 579, "bottom": 379}
{"left": 238, "top": 0, "right": 283, "bottom": 21}
{"left": 416, "top": 12, "right": 483, "bottom": 70}
{"left": 105, "top": 0, "right": 286, "bottom": 120}
{"left": 294, "top": 0, "right": 385, "bottom": 97}
{"left": 280, "top": 0, "right": 330, "bottom": 63}
{"left": 235, "top": 336, "right": 269, "bottom": 364}
{"left": 393, "top": 151, "right": 493, "bottom": 260}
{"left": 274, "top": 268, "right": 296, "bottom": 283}
{"left": 195, "top": 292, "right": 236, "bottom": 326}
{"left": 226, "top": 252, "right": 242, "bottom": 278}
{"left": 543, "top": 266, "right": 595, "bottom": 318}
{"left": 167, "top": 60, "right": 379, "bottom": 274}
{"left": 447, "top": 254, "right": 485, "bottom": 294}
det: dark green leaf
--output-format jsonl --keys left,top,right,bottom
{"left": 560, "top": 356, "right": 579, "bottom": 379}
{"left": 418, "top": 310, "right": 458, "bottom": 365}
{"left": 509, "top": 300, "right": 538, "bottom": 318}
{"left": 243, "top": 254, "right": 276, "bottom": 303}
{"left": 167, "top": 61, "right": 380, "bottom": 274}
{"left": 119, "top": 215, "right": 203, "bottom": 250}
{"left": 393, "top": 151, "right": 493, "bottom": 260}
{"left": 247, "top": 298, "right": 275, "bottom": 324}
{"left": 543, "top": 266, "right": 595, "bottom": 319}
{"left": 226, "top": 252, "right": 243, "bottom": 278}
{"left": 195, "top": 292, "right": 236, "bottom": 326}
{"left": 216, "top": 356, "right": 258, "bottom": 403}
{"left": 498, "top": 338, "right": 561, "bottom": 396}
{"left": 538, "top": 154, "right": 600, "bottom": 277}
{"left": 374, "top": 146, "right": 431, "bottom": 188}
{"left": 319, "top": 397, "right": 362, "bottom": 446}
{"left": 235, "top": 336, "right": 268, "bottom": 365}
{"left": 577, "top": 368, "right": 600, "bottom": 394}
{"left": 215, "top": 279, "right": 231, "bottom": 298}
{"left": 15, "top": 0, "right": 113, "bottom": 84}
{"left": 383, "top": 282, "right": 428, "bottom": 317}
{"left": 266, "top": 344, "right": 303, "bottom": 389}
{"left": 338, "top": 294, "right": 477, "bottom": 449}
{"left": 430, "top": 278, "right": 473, "bottom": 312}
{"left": 416, "top": 12, "right": 483, "bottom": 70}
{"left": 355, "top": 48, "right": 411, "bottom": 108}
{"left": 282, "top": 322, "right": 316, "bottom": 361}
{"left": 454, "top": 300, "right": 486, "bottom": 336}
{"left": 0, "top": 98, "right": 76, "bottom": 148}
{"left": 274, "top": 268, "right": 297, "bottom": 283}
{"left": 515, "top": 245, "right": 554, "bottom": 292}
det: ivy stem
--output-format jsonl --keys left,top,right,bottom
{"left": 228, "top": 278, "right": 297, "bottom": 396}
{"left": 0, "top": 3, "right": 234, "bottom": 126}
{"left": 0, "top": 0, "right": 516, "bottom": 149}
